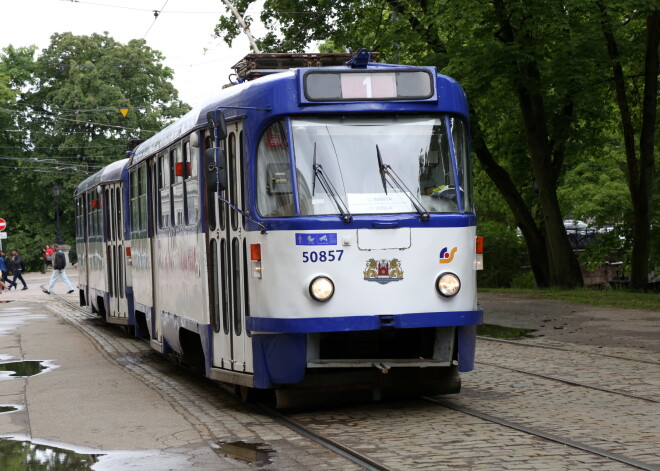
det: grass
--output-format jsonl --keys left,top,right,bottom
{"left": 479, "top": 287, "right": 660, "bottom": 311}
{"left": 477, "top": 323, "right": 536, "bottom": 340}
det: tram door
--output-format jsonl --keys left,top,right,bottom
{"left": 208, "top": 121, "right": 253, "bottom": 374}
{"left": 104, "top": 183, "right": 128, "bottom": 321}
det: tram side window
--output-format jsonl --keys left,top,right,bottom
{"left": 183, "top": 140, "right": 199, "bottom": 225}
{"left": 130, "top": 170, "right": 139, "bottom": 234}
{"left": 172, "top": 146, "right": 185, "bottom": 226}
{"left": 256, "top": 120, "right": 295, "bottom": 217}
{"left": 158, "top": 154, "right": 172, "bottom": 228}
{"left": 138, "top": 165, "right": 147, "bottom": 231}
{"left": 75, "top": 197, "right": 84, "bottom": 239}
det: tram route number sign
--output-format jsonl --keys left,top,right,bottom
{"left": 0, "top": 218, "right": 6, "bottom": 231}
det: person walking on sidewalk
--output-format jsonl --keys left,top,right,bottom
{"left": 7, "top": 249, "right": 28, "bottom": 290}
{"left": 0, "top": 250, "right": 8, "bottom": 286}
{"left": 43, "top": 244, "right": 75, "bottom": 294}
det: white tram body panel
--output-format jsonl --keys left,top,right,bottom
{"left": 248, "top": 227, "right": 477, "bottom": 319}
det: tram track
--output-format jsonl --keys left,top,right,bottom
{"left": 50, "top": 292, "right": 393, "bottom": 470}
{"left": 478, "top": 335, "right": 660, "bottom": 366}
{"left": 253, "top": 402, "right": 394, "bottom": 471}
{"left": 422, "top": 396, "right": 660, "bottom": 471}
{"left": 49, "top": 294, "right": 657, "bottom": 470}
{"left": 476, "top": 360, "right": 659, "bottom": 403}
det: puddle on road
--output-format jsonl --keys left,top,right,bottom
{"left": 0, "top": 437, "right": 102, "bottom": 470}
{"left": 477, "top": 323, "right": 536, "bottom": 340}
{"left": 0, "top": 360, "right": 54, "bottom": 379}
{"left": 214, "top": 440, "right": 275, "bottom": 465}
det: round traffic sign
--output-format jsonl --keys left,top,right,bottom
{"left": 0, "top": 218, "right": 5, "bottom": 231}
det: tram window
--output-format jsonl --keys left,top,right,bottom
{"left": 232, "top": 237, "right": 242, "bottom": 336}
{"left": 450, "top": 117, "right": 471, "bottom": 211}
{"left": 158, "top": 154, "right": 171, "bottom": 228}
{"left": 239, "top": 131, "right": 246, "bottom": 228}
{"left": 172, "top": 146, "right": 184, "bottom": 226}
{"left": 204, "top": 134, "right": 217, "bottom": 231}
{"left": 130, "top": 170, "right": 138, "bottom": 234}
{"left": 220, "top": 239, "right": 229, "bottom": 335}
{"left": 95, "top": 186, "right": 103, "bottom": 237}
{"left": 210, "top": 239, "right": 221, "bottom": 333}
{"left": 116, "top": 188, "right": 122, "bottom": 240}
{"left": 290, "top": 116, "right": 465, "bottom": 216}
{"left": 184, "top": 140, "right": 199, "bottom": 225}
{"left": 229, "top": 133, "right": 239, "bottom": 230}
{"left": 138, "top": 165, "right": 147, "bottom": 232}
{"left": 256, "top": 120, "right": 294, "bottom": 217}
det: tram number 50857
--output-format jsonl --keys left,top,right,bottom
{"left": 302, "top": 250, "right": 344, "bottom": 263}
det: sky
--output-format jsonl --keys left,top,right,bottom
{"left": 0, "top": 0, "right": 271, "bottom": 108}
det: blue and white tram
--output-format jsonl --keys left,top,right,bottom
{"left": 76, "top": 51, "right": 484, "bottom": 406}
{"left": 75, "top": 158, "right": 133, "bottom": 326}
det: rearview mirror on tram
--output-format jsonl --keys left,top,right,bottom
{"left": 206, "top": 110, "right": 227, "bottom": 140}
{"left": 204, "top": 147, "right": 228, "bottom": 192}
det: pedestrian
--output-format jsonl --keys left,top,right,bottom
{"left": 0, "top": 278, "right": 6, "bottom": 294}
{"left": 0, "top": 250, "right": 8, "bottom": 286}
{"left": 7, "top": 249, "right": 28, "bottom": 290}
{"left": 43, "top": 244, "right": 75, "bottom": 294}
{"left": 42, "top": 245, "right": 54, "bottom": 273}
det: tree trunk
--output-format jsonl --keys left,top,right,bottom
{"left": 493, "top": 0, "right": 584, "bottom": 288}
{"left": 471, "top": 121, "right": 551, "bottom": 287}
{"left": 600, "top": 6, "right": 659, "bottom": 290}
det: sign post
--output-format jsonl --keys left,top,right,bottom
{"left": 0, "top": 217, "right": 5, "bottom": 252}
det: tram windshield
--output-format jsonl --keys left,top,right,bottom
{"left": 256, "top": 116, "right": 471, "bottom": 218}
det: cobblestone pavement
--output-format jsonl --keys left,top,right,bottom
{"left": 45, "top": 302, "right": 361, "bottom": 470}
{"left": 2, "top": 272, "right": 659, "bottom": 470}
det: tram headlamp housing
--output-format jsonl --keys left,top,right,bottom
{"left": 436, "top": 273, "right": 461, "bottom": 297}
{"left": 309, "top": 276, "right": 335, "bottom": 302}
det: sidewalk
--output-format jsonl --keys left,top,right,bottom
{"left": 1, "top": 268, "right": 79, "bottom": 301}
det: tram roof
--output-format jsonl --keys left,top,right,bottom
{"left": 75, "top": 158, "right": 128, "bottom": 195}
{"left": 129, "top": 62, "right": 469, "bottom": 167}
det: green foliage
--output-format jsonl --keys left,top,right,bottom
{"left": 477, "top": 220, "right": 528, "bottom": 288}
{"left": 212, "top": 0, "right": 658, "bottom": 288}
{"left": 0, "top": 33, "right": 191, "bottom": 260}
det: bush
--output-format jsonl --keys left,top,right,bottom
{"left": 477, "top": 220, "right": 529, "bottom": 288}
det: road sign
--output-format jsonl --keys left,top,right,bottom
{"left": 0, "top": 232, "right": 6, "bottom": 239}
{"left": 0, "top": 218, "right": 6, "bottom": 231}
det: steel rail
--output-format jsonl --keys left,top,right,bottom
{"left": 423, "top": 396, "right": 660, "bottom": 471}
{"left": 477, "top": 335, "right": 660, "bottom": 366}
{"left": 477, "top": 360, "right": 659, "bottom": 403}
{"left": 253, "top": 403, "right": 394, "bottom": 471}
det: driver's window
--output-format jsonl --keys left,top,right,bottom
{"left": 256, "top": 120, "right": 295, "bottom": 217}
{"left": 419, "top": 120, "right": 459, "bottom": 212}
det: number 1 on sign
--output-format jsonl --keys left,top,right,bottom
{"left": 362, "top": 76, "right": 372, "bottom": 98}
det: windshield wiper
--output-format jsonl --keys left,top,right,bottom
{"left": 312, "top": 143, "right": 353, "bottom": 223}
{"left": 376, "top": 145, "right": 430, "bottom": 222}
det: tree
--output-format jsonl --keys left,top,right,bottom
{"left": 215, "top": 0, "right": 637, "bottom": 287}
{"left": 596, "top": 4, "right": 659, "bottom": 289}
{"left": 0, "top": 33, "right": 190, "bottom": 268}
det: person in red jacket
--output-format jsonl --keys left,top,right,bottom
{"left": 42, "top": 245, "right": 54, "bottom": 273}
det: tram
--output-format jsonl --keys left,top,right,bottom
{"left": 74, "top": 50, "right": 484, "bottom": 406}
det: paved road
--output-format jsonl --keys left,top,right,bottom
{"left": 1, "top": 270, "right": 658, "bottom": 470}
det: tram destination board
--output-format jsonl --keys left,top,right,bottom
{"left": 302, "top": 69, "right": 435, "bottom": 102}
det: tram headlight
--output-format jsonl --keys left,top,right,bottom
{"left": 436, "top": 273, "right": 461, "bottom": 297}
{"left": 309, "top": 276, "right": 335, "bottom": 302}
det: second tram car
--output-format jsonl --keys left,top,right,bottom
{"left": 75, "top": 51, "right": 484, "bottom": 406}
